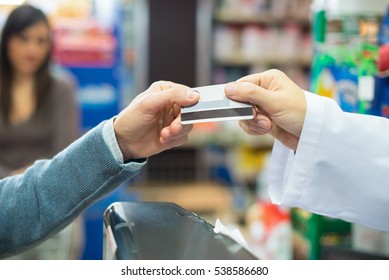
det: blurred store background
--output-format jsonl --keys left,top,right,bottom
{"left": 1, "top": 0, "right": 389, "bottom": 260}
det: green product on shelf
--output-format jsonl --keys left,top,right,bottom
{"left": 311, "top": 43, "right": 380, "bottom": 114}
{"left": 310, "top": 50, "right": 335, "bottom": 94}
{"left": 313, "top": 10, "right": 327, "bottom": 43}
{"left": 356, "top": 43, "right": 379, "bottom": 114}
{"left": 356, "top": 43, "right": 379, "bottom": 76}
{"left": 292, "top": 208, "right": 351, "bottom": 260}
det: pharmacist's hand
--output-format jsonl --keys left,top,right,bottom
{"left": 113, "top": 81, "right": 199, "bottom": 160}
{"left": 225, "top": 69, "right": 306, "bottom": 150}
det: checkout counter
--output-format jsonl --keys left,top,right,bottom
{"left": 103, "top": 202, "right": 258, "bottom": 260}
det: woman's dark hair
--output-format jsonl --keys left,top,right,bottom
{"left": 0, "top": 4, "right": 53, "bottom": 123}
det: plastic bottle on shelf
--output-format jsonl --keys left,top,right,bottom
{"left": 241, "top": 25, "right": 265, "bottom": 61}
{"left": 356, "top": 43, "right": 379, "bottom": 114}
{"left": 310, "top": 0, "right": 327, "bottom": 44}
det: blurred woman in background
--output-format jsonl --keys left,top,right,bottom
{"left": 0, "top": 4, "right": 81, "bottom": 259}
{"left": 0, "top": 4, "right": 79, "bottom": 178}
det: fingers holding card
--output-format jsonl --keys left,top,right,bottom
{"left": 181, "top": 84, "right": 254, "bottom": 125}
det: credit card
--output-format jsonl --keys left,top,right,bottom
{"left": 181, "top": 84, "right": 254, "bottom": 125}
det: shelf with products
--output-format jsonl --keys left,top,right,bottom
{"left": 214, "top": 13, "right": 311, "bottom": 27}
{"left": 310, "top": 0, "right": 389, "bottom": 116}
{"left": 185, "top": 122, "right": 274, "bottom": 149}
{"left": 214, "top": 0, "right": 312, "bottom": 25}
{"left": 291, "top": 208, "right": 352, "bottom": 260}
{"left": 214, "top": 52, "right": 312, "bottom": 68}
{"left": 294, "top": 0, "right": 389, "bottom": 260}
{"left": 210, "top": 0, "right": 313, "bottom": 89}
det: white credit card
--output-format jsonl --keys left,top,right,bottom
{"left": 181, "top": 84, "right": 254, "bottom": 125}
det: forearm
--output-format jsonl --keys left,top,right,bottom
{"left": 269, "top": 92, "right": 389, "bottom": 231}
{"left": 0, "top": 121, "right": 145, "bottom": 258}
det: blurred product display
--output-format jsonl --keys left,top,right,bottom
{"left": 310, "top": 0, "right": 387, "bottom": 115}
{"left": 212, "top": 0, "right": 312, "bottom": 90}
{"left": 2, "top": 0, "right": 389, "bottom": 261}
{"left": 299, "top": 0, "right": 389, "bottom": 260}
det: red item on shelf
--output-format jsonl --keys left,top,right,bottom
{"left": 378, "top": 43, "right": 389, "bottom": 72}
{"left": 52, "top": 18, "right": 117, "bottom": 67}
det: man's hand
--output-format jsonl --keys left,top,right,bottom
{"left": 113, "top": 81, "right": 199, "bottom": 160}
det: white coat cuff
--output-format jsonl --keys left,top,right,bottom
{"left": 269, "top": 91, "right": 324, "bottom": 207}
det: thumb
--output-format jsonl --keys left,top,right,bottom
{"left": 144, "top": 86, "right": 200, "bottom": 113}
{"left": 225, "top": 81, "right": 274, "bottom": 110}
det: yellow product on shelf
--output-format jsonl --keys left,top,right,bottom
{"left": 55, "top": 0, "right": 92, "bottom": 18}
{"left": 233, "top": 145, "right": 268, "bottom": 181}
{"left": 316, "top": 68, "right": 336, "bottom": 99}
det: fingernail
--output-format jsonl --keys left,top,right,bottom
{"left": 225, "top": 83, "right": 237, "bottom": 95}
{"left": 186, "top": 90, "right": 199, "bottom": 99}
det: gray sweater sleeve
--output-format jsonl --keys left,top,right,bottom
{"left": 0, "top": 121, "right": 145, "bottom": 258}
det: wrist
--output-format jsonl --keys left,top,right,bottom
{"left": 116, "top": 135, "right": 132, "bottom": 161}
{"left": 113, "top": 119, "right": 133, "bottom": 161}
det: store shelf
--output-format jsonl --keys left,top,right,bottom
{"left": 210, "top": 0, "right": 313, "bottom": 86}
{"left": 186, "top": 124, "right": 274, "bottom": 149}
{"left": 214, "top": 13, "right": 310, "bottom": 28}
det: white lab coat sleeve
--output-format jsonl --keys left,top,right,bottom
{"left": 269, "top": 91, "right": 389, "bottom": 232}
